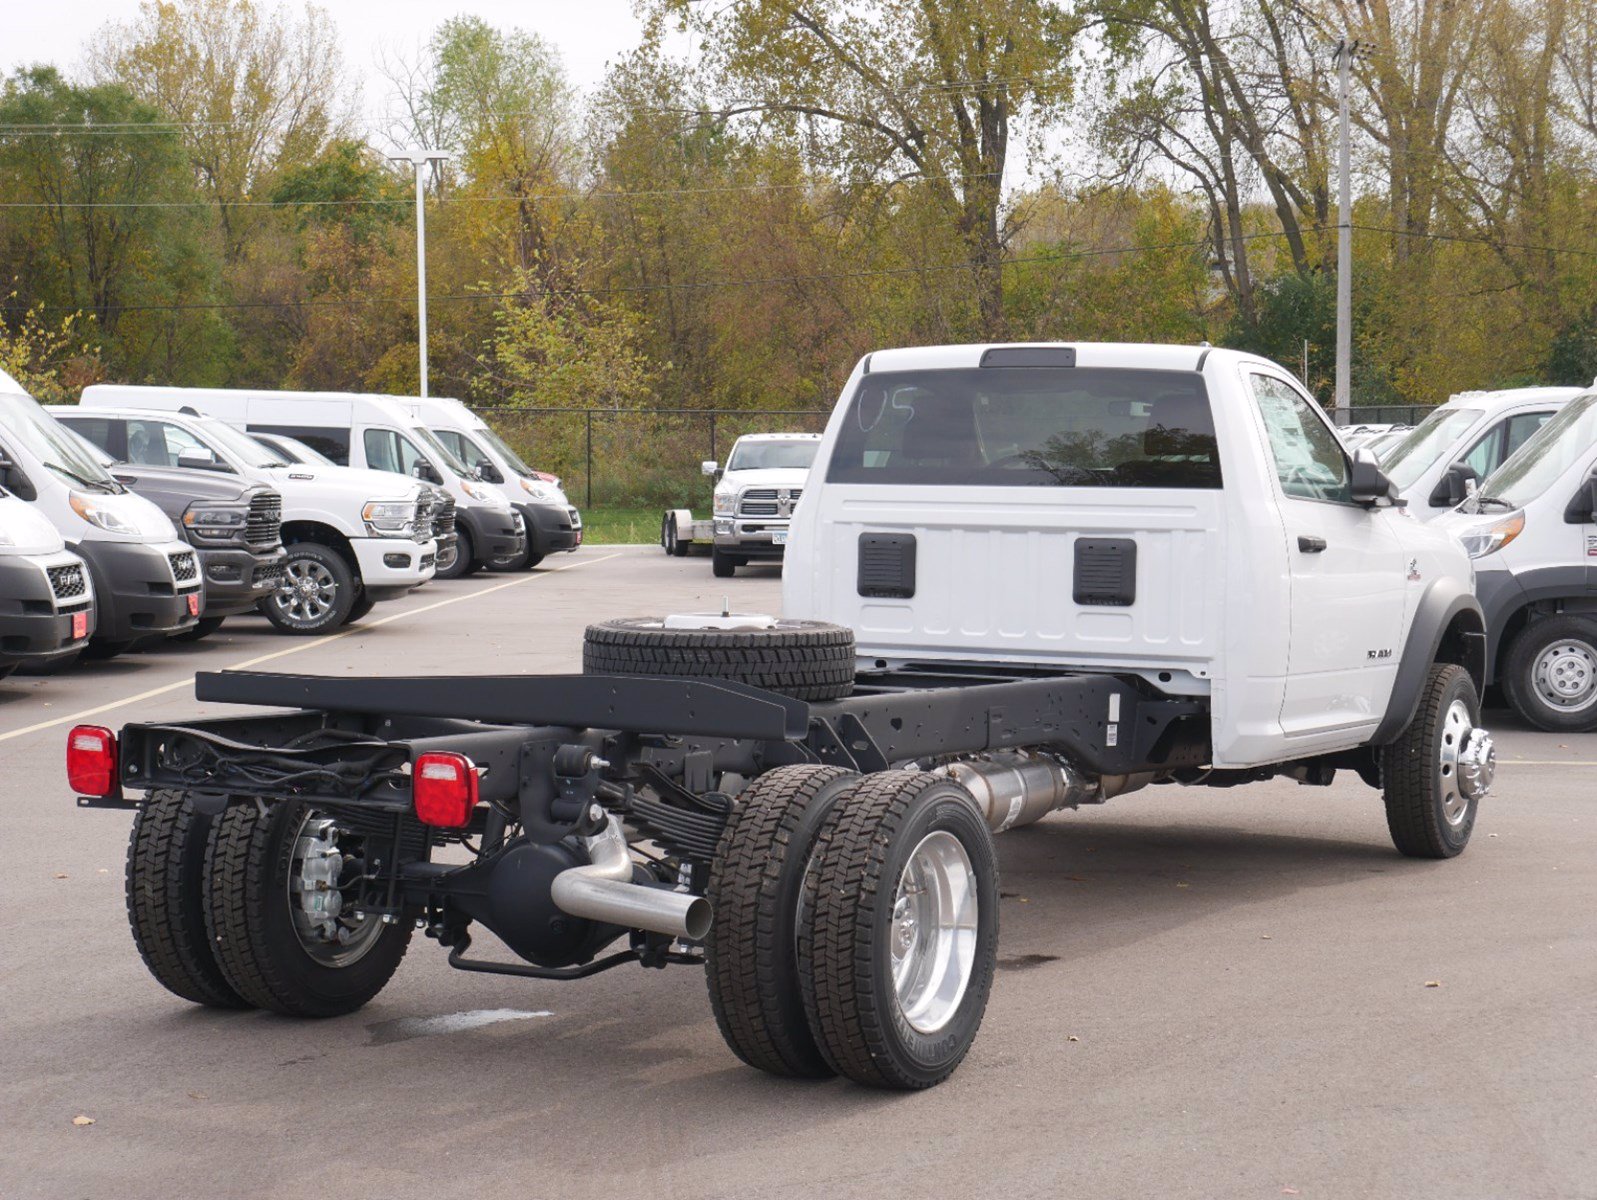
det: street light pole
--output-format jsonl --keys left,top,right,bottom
{"left": 1333, "top": 36, "right": 1359, "bottom": 415}
{"left": 389, "top": 148, "right": 451, "bottom": 398}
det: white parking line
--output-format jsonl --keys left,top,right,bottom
{"left": 0, "top": 551, "right": 623, "bottom": 744}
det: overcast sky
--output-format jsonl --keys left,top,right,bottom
{"left": 6, "top": 1, "right": 650, "bottom": 120}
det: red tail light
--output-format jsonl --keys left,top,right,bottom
{"left": 412, "top": 752, "right": 478, "bottom": 828}
{"left": 67, "top": 725, "right": 118, "bottom": 798}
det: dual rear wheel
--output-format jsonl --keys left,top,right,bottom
{"left": 706, "top": 765, "right": 999, "bottom": 1090}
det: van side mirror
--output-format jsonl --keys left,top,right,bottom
{"left": 412, "top": 461, "right": 442, "bottom": 485}
{"left": 177, "top": 446, "right": 225, "bottom": 472}
{"left": 701, "top": 460, "right": 721, "bottom": 479}
{"left": 1444, "top": 461, "right": 1479, "bottom": 507}
{"left": 0, "top": 455, "right": 36, "bottom": 502}
{"left": 1350, "top": 449, "right": 1400, "bottom": 508}
{"left": 1564, "top": 469, "right": 1597, "bottom": 524}
{"left": 476, "top": 458, "right": 503, "bottom": 484}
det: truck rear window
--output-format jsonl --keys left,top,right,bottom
{"left": 825, "top": 367, "right": 1221, "bottom": 488}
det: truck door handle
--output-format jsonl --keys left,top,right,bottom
{"left": 1297, "top": 535, "right": 1327, "bottom": 553}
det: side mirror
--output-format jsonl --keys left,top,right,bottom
{"left": 412, "top": 461, "right": 443, "bottom": 485}
{"left": 1350, "top": 449, "right": 1400, "bottom": 508}
{"left": 701, "top": 460, "right": 720, "bottom": 478}
{"left": 1564, "top": 470, "right": 1597, "bottom": 524}
{"left": 477, "top": 458, "right": 503, "bottom": 484}
{"left": 177, "top": 446, "right": 224, "bottom": 472}
{"left": 1443, "top": 462, "right": 1479, "bottom": 507}
{"left": 0, "top": 456, "right": 35, "bottom": 502}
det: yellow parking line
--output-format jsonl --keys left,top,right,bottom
{"left": 0, "top": 552, "right": 622, "bottom": 745}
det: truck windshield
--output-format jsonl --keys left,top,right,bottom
{"left": 0, "top": 393, "right": 122, "bottom": 491}
{"left": 1479, "top": 392, "right": 1597, "bottom": 509}
{"left": 825, "top": 367, "right": 1220, "bottom": 487}
{"left": 1381, "top": 408, "right": 1482, "bottom": 489}
{"left": 727, "top": 440, "right": 819, "bottom": 471}
{"left": 200, "top": 419, "right": 289, "bottom": 468}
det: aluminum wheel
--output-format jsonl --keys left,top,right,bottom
{"left": 1435, "top": 699, "right": 1476, "bottom": 827}
{"left": 1532, "top": 639, "right": 1597, "bottom": 713}
{"left": 890, "top": 830, "right": 978, "bottom": 1035}
{"left": 286, "top": 816, "right": 384, "bottom": 967}
{"left": 275, "top": 558, "right": 337, "bottom": 623}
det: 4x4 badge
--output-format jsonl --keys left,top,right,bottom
{"left": 1407, "top": 558, "right": 1421, "bottom": 581}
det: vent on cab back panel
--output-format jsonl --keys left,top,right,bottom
{"left": 1073, "top": 538, "right": 1137, "bottom": 606}
{"left": 858, "top": 533, "right": 917, "bottom": 599}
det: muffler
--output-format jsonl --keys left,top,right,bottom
{"left": 550, "top": 815, "right": 712, "bottom": 940}
{"left": 936, "top": 750, "right": 1102, "bottom": 832}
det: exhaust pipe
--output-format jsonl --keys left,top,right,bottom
{"left": 937, "top": 750, "right": 1102, "bottom": 832}
{"left": 551, "top": 815, "right": 712, "bottom": 940}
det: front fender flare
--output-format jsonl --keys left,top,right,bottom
{"left": 1371, "top": 578, "right": 1486, "bottom": 744}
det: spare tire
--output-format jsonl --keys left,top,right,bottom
{"left": 583, "top": 616, "right": 855, "bottom": 701}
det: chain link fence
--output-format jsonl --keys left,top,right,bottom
{"left": 474, "top": 407, "right": 831, "bottom": 509}
{"left": 475, "top": 401, "right": 1437, "bottom": 508}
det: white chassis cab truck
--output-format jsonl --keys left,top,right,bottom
{"left": 76, "top": 343, "right": 1495, "bottom": 1093}
{"left": 661, "top": 432, "right": 821, "bottom": 576}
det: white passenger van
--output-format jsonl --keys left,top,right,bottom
{"left": 78, "top": 388, "right": 525, "bottom": 579}
{"left": 0, "top": 490, "right": 97, "bottom": 675}
{"left": 0, "top": 372, "right": 199, "bottom": 656}
{"left": 407, "top": 395, "right": 581, "bottom": 569}
{"left": 1381, "top": 387, "right": 1582, "bottom": 518}
{"left": 1436, "top": 387, "right": 1597, "bottom": 730}
{"left": 67, "top": 394, "right": 436, "bottom": 634}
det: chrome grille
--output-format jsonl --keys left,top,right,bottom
{"left": 169, "top": 551, "right": 198, "bottom": 583}
{"left": 736, "top": 487, "right": 802, "bottom": 518}
{"left": 414, "top": 492, "right": 436, "bottom": 540}
{"left": 245, "top": 490, "right": 283, "bottom": 549}
{"left": 47, "top": 563, "right": 86, "bottom": 601}
{"left": 435, "top": 494, "right": 457, "bottom": 538}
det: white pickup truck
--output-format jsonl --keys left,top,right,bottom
{"left": 662, "top": 432, "right": 821, "bottom": 576}
{"left": 77, "top": 342, "right": 1496, "bottom": 1095}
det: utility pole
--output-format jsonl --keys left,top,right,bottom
{"left": 389, "top": 148, "right": 451, "bottom": 398}
{"left": 1333, "top": 36, "right": 1360, "bottom": 415}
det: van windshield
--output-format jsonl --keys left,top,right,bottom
{"left": 414, "top": 427, "right": 470, "bottom": 477}
{"left": 474, "top": 425, "right": 534, "bottom": 477}
{"left": 1479, "top": 392, "right": 1597, "bottom": 509}
{"left": 0, "top": 393, "right": 122, "bottom": 491}
{"left": 825, "top": 367, "right": 1221, "bottom": 487}
{"left": 728, "top": 440, "right": 819, "bottom": 471}
{"left": 1381, "top": 407, "right": 1482, "bottom": 489}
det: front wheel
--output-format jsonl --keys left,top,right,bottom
{"left": 1501, "top": 616, "right": 1597, "bottom": 732}
{"left": 262, "top": 544, "right": 356, "bottom": 635}
{"left": 203, "top": 800, "right": 410, "bottom": 1017}
{"left": 435, "top": 527, "right": 475, "bottom": 580}
{"left": 1380, "top": 663, "right": 1494, "bottom": 858}
{"left": 172, "top": 616, "right": 226, "bottom": 643}
{"left": 799, "top": 771, "right": 999, "bottom": 1089}
{"left": 711, "top": 549, "right": 737, "bottom": 578}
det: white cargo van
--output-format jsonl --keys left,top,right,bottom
{"left": 0, "top": 374, "right": 199, "bottom": 656}
{"left": 1435, "top": 387, "right": 1597, "bottom": 730}
{"left": 0, "top": 490, "right": 96, "bottom": 674}
{"left": 66, "top": 396, "right": 436, "bottom": 634}
{"left": 406, "top": 395, "right": 581, "bottom": 569}
{"left": 1381, "top": 387, "right": 1581, "bottom": 517}
{"left": 82, "top": 388, "right": 526, "bottom": 579}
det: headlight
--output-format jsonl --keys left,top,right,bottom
{"left": 713, "top": 489, "right": 736, "bottom": 517}
{"left": 69, "top": 491, "right": 138, "bottom": 535}
{"left": 362, "top": 499, "right": 417, "bottom": 537}
{"left": 182, "top": 505, "right": 246, "bottom": 540}
{"left": 1457, "top": 512, "right": 1525, "bottom": 559}
{"left": 520, "top": 477, "right": 554, "bottom": 502}
{"left": 461, "top": 481, "right": 498, "bottom": 503}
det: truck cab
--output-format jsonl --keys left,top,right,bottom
{"left": 1436, "top": 387, "right": 1597, "bottom": 730}
{"left": 407, "top": 394, "right": 581, "bottom": 569}
{"left": 64, "top": 395, "right": 436, "bottom": 635}
{"left": 1380, "top": 387, "right": 1580, "bottom": 518}
{"left": 0, "top": 375, "right": 199, "bottom": 656}
{"left": 784, "top": 343, "right": 1482, "bottom": 767}
{"left": 0, "top": 490, "right": 96, "bottom": 676}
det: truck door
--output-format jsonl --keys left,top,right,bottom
{"left": 1247, "top": 372, "right": 1407, "bottom": 746}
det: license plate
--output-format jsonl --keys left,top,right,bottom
{"left": 187, "top": 593, "right": 200, "bottom": 616}
{"left": 574, "top": 530, "right": 583, "bottom": 547}
{"left": 71, "top": 611, "right": 87, "bottom": 640}
{"left": 772, "top": 530, "right": 789, "bottom": 546}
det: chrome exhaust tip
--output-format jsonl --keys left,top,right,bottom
{"left": 550, "top": 814, "right": 712, "bottom": 940}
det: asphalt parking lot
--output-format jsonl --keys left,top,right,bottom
{"left": 2, "top": 544, "right": 1594, "bottom": 1200}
